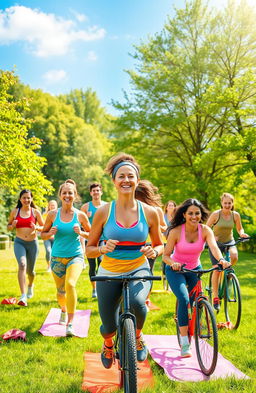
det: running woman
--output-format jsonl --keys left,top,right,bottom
{"left": 41, "top": 179, "right": 91, "bottom": 336}
{"left": 7, "top": 189, "right": 44, "bottom": 306}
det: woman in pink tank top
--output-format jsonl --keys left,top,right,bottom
{"left": 163, "top": 199, "right": 230, "bottom": 358}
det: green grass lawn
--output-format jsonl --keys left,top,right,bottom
{"left": 0, "top": 243, "right": 255, "bottom": 393}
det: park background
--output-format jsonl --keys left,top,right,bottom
{"left": 0, "top": 1, "right": 256, "bottom": 392}
{"left": 0, "top": 0, "right": 255, "bottom": 243}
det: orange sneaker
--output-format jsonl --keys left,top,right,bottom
{"left": 101, "top": 344, "right": 115, "bottom": 369}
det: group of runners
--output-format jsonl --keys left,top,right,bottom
{"left": 7, "top": 152, "right": 249, "bottom": 365}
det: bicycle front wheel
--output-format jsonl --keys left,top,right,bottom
{"left": 224, "top": 272, "right": 241, "bottom": 329}
{"left": 120, "top": 318, "right": 137, "bottom": 393}
{"left": 195, "top": 298, "right": 218, "bottom": 376}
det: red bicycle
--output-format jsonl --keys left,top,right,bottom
{"left": 175, "top": 265, "right": 222, "bottom": 375}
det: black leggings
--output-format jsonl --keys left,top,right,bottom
{"left": 97, "top": 266, "right": 151, "bottom": 338}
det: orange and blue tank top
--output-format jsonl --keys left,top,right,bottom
{"left": 101, "top": 200, "right": 149, "bottom": 273}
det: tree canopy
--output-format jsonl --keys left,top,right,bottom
{"left": 0, "top": 70, "right": 53, "bottom": 206}
{"left": 112, "top": 0, "right": 256, "bottom": 211}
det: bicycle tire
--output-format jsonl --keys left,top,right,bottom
{"left": 224, "top": 272, "right": 241, "bottom": 329}
{"left": 120, "top": 318, "right": 137, "bottom": 393}
{"left": 195, "top": 298, "right": 218, "bottom": 376}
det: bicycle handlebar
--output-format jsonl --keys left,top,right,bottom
{"left": 219, "top": 237, "right": 251, "bottom": 249}
{"left": 91, "top": 275, "right": 161, "bottom": 282}
{"left": 177, "top": 264, "right": 223, "bottom": 275}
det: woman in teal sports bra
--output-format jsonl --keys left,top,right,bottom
{"left": 41, "top": 179, "right": 91, "bottom": 337}
{"left": 86, "top": 153, "right": 164, "bottom": 369}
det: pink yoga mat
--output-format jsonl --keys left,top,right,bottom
{"left": 39, "top": 308, "right": 91, "bottom": 338}
{"left": 144, "top": 335, "right": 248, "bottom": 381}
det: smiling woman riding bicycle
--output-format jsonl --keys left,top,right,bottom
{"left": 163, "top": 199, "right": 230, "bottom": 358}
{"left": 206, "top": 192, "right": 249, "bottom": 311}
{"left": 86, "top": 153, "right": 163, "bottom": 369}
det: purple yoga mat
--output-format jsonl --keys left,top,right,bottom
{"left": 144, "top": 335, "right": 249, "bottom": 381}
{"left": 39, "top": 308, "right": 91, "bottom": 338}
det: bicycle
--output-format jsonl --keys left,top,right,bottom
{"left": 91, "top": 274, "right": 161, "bottom": 393}
{"left": 174, "top": 265, "right": 222, "bottom": 376}
{"left": 206, "top": 237, "right": 251, "bottom": 329}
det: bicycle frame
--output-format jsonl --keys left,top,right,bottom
{"left": 175, "top": 265, "right": 220, "bottom": 375}
{"left": 188, "top": 279, "right": 208, "bottom": 337}
{"left": 216, "top": 237, "right": 250, "bottom": 301}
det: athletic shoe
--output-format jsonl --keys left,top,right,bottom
{"left": 101, "top": 344, "right": 115, "bottom": 369}
{"left": 136, "top": 335, "right": 148, "bottom": 362}
{"left": 66, "top": 323, "right": 74, "bottom": 337}
{"left": 92, "top": 289, "right": 97, "bottom": 298}
{"left": 181, "top": 344, "right": 192, "bottom": 358}
{"left": 27, "top": 286, "right": 34, "bottom": 299}
{"left": 18, "top": 294, "right": 27, "bottom": 307}
{"left": 59, "top": 311, "right": 67, "bottom": 325}
{"left": 213, "top": 297, "right": 220, "bottom": 312}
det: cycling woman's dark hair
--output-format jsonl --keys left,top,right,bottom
{"left": 167, "top": 198, "right": 209, "bottom": 234}
{"left": 16, "top": 189, "right": 36, "bottom": 208}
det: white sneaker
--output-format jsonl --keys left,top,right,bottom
{"left": 18, "top": 294, "right": 27, "bottom": 307}
{"left": 66, "top": 323, "right": 74, "bottom": 337}
{"left": 92, "top": 289, "right": 97, "bottom": 298}
{"left": 27, "top": 286, "right": 34, "bottom": 299}
{"left": 59, "top": 311, "right": 67, "bottom": 325}
{"left": 181, "top": 344, "right": 192, "bottom": 358}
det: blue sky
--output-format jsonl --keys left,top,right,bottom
{"left": 0, "top": 0, "right": 249, "bottom": 114}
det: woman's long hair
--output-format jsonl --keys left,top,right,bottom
{"left": 135, "top": 180, "right": 162, "bottom": 207}
{"left": 16, "top": 189, "right": 36, "bottom": 208}
{"left": 167, "top": 198, "right": 208, "bottom": 235}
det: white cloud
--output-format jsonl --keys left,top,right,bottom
{"left": 69, "top": 9, "right": 88, "bottom": 23}
{"left": 0, "top": 6, "right": 106, "bottom": 57}
{"left": 43, "top": 69, "right": 67, "bottom": 84}
{"left": 87, "top": 50, "right": 97, "bottom": 61}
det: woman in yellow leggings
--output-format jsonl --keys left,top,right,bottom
{"left": 41, "top": 179, "right": 90, "bottom": 336}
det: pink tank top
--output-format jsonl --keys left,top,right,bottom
{"left": 172, "top": 224, "right": 205, "bottom": 269}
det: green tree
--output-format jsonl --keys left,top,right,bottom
{"left": 0, "top": 70, "right": 53, "bottom": 207}
{"left": 11, "top": 84, "right": 114, "bottom": 202}
{"left": 112, "top": 0, "right": 256, "bottom": 209}
{"left": 59, "top": 88, "right": 114, "bottom": 133}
